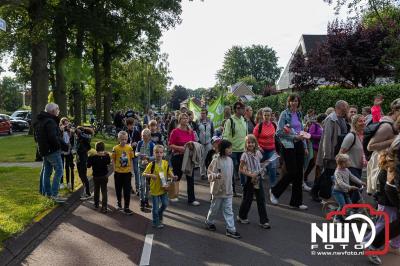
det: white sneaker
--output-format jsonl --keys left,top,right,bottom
{"left": 191, "top": 200, "right": 200, "bottom": 206}
{"left": 269, "top": 189, "right": 278, "bottom": 205}
{"left": 67, "top": 183, "right": 71, "bottom": 190}
{"left": 236, "top": 216, "right": 250, "bottom": 224}
{"left": 302, "top": 182, "right": 311, "bottom": 192}
{"left": 390, "top": 246, "right": 400, "bottom": 255}
{"left": 170, "top": 197, "right": 179, "bottom": 202}
{"left": 368, "top": 255, "right": 382, "bottom": 265}
{"left": 290, "top": 204, "right": 308, "bottom": 210}
{"left": 59, "top": 183, "right": 65, "bottom": 190}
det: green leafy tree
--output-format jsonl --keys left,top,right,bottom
{"left": 169, "top": 85, "right": 189, "bottom": 110}
{"left": 216, "top": 45, "right": 281, "bottom": 93}
{"left": 0, "top": 77, "right": 23, "bottom": 111}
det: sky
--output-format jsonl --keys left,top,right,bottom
{"left": 160, "top": 0, "right": 346, "bottom": 89}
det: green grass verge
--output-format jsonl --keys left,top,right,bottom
{"left": 0, "top": 135, "right": 117, "bottom": 163}
{"left": 0, "top": 167, "right": 54, "bottom": 250}
{"left": 0, "top": 135, "right": 37, "bottom": 162}
{"left": 0, "top": 166, "right": 84, "bottom": 250}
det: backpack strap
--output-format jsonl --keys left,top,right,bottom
{"left": 348, "top": 132, "right": 357, "bottom": 151}
{"left": 257, "top": 122, "right": 263, "bottom": 135}
{"left": 229, "top": 117, "right": 235, "bottom": 137}
{"left": 150, "top": 161, "right": 155, "bottom": 174}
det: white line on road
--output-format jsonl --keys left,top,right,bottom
{"left": 140, "top": 234, "right": 154, "bottom": 266}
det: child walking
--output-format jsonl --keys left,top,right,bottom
{"left": 76, "top": 126, "right": 94, "bottom": 200}
{"left": 112, "top": 131, "right": 134, "bottom": 215}
{"left": 332, "top": 153, "right": 366, "bottom": 222}
{"left": 237, "top": 135, "right": 271, "bottom": 229}
{"left": 87, "top": 142, "right": 111, "bottom": 213}
{"left": 136, "top": 128, "right": 155, "bottom": 212}
{"left": 143, "top": 145, "right": 176, "bottom": 228}
{"left": 205, "top": 140, "right": 241, "bottom": 239}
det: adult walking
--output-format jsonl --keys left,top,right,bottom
{"left": 35, "top": 103, "right": 66, "bottom": 203}
{"left": 303, "top": 113, "right": 325, "bottom": 187}
{"left": 196, "top": 108, "right": 214, "bottom": 179}
{"left": 169, "top": 113, "right": 200, "bottom": 206}
{"left": 244, "top": 106, "right": 256, "bottom": 134}
{"left": 366, "top": 98, "right": 400, "bottom": 195}
{"left": 269, "top": 94, "right": 308, "bottom": 210}
{"left": 339, "top": 114, "right": 366, "bottom": 203}
{"left": 223, "top": 101, "right": 248, "bottom": 195}
{"left": 253, "top": 107, "right": 277, "bottom": 187}
{"left": 311, "top": 100, "right": 349, "bottom": 202}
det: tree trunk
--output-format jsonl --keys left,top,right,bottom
{"left": 72, "top": 27, "right": 84, "bottom": 126}
{"left": 92, "top": 42, "right": 102, "bottom": 121}
{"left": 29, "top": 0, "right": 49, "bottom": 131}
{"left": 102, "top": 42, "right": 112, "bottom": 125}
{"left": 54, "top": 1, "right": 67, "bottom": 116}
{"left": 82, "top": 86, "right": 87, "bottom": 123}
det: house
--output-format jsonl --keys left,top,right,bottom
{"left": 229, "top": 82, "right": 255, "bottom": 102}
{"left": 276, "top": 34, "right": 327, "bottom": 91}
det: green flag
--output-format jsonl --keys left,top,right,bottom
{"left": 188, "top": 98, "right": 201, "bottom": 121}
{"left": 208, "top": 95, "right": 224, "bottom": 127}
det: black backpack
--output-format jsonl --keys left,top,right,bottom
{"left": 363, "top": 121, "right": 395, "bottom": 161}
{"left": 229, "top": 117, "right": 235, "bottom": 137}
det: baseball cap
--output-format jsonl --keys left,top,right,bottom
{"left": 211, "top": 136, "right": 222, "bottom": 144}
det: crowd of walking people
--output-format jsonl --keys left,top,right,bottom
{"left": 34, "top": 92, "right": 400, "bottom": 264}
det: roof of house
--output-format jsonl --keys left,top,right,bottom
{"left": 276, "top": 34, "right": 327, "bottom": 90}
{"left": 229, "top": 82, "right": 255, "bottom": 96}
{"left": 302, "top": 35, "right": 327, "bottom": 54}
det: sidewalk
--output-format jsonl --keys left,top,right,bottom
{"left": 20, "top": 173, "right": 149, "bottom": 266}
{"left": 0, "top": 162, "right": 42, "bottom": 168}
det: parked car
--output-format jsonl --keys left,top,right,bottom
{"left": 11, "top": 110, "right": 32, "bottom": 125}
{"left": 0, "top": 114, "right": 12, "bottom": 135}
{"left": 1, "top": 114, "right": 29, "bottom": 131}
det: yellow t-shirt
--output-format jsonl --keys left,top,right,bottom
{"left": 112, "top": 144, "right": 134, "bottom": 173}
{"left": 144, "top": 160, "right": 174, "bottom": 196}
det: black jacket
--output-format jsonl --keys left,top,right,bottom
{"left": 34, "top": 111, "right": 63, "bottom": 157}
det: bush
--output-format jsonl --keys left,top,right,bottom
{"left": 249, "top": 84, "right": 400, "bottom": 114}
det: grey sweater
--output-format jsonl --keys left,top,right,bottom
{"left": 207, "top": 155, "right": 233, "bottom": 198}
{"left": 333, "top": 168, "right": 363, "bottom": 193}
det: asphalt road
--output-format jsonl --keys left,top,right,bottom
{"left": 20, "top": 173, "right": 398, "bottom": 266}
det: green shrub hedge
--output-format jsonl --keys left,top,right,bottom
{"left": 249, "top": 84, "right": 400, "bottom": 114}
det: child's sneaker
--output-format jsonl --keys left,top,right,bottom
{"left": 269, "top": 189, "right": 279, "bottom": 205}
{"left": 116, "top": 203, "right": 123, "bottom": 211}
{"left": 145, "top": 201, "right": 152, "bottom": 209}
{"left": 205, "top": 221, "right": 216, "bottom": 231}
{"left": 59, "top": 183, "right": 65, "bottom": 190}
{"left": 226, "top": 230, "right": 241, "bottom": 239}
{"left": 152, "top": 224, "right": 164, "bottom": 229}
{"left": 236, "top": 216, "right": 250, "bottom": 224}
{"left": 123, "top": 208, "right": 134, "bottom": 215}
{"left": 101, "top": 207, "right": 108, "bottom": 213}
{"left": 80, "top": 194, "right": 92, "bottom": 201}
{"left": 94, "top": 204, "right": 99, "bottom": 210}
{"left": 259, "top": 222, "right": 271, "bottom": 229}
{"left": 170, "top": 197, "right": 179, "bottom": 202}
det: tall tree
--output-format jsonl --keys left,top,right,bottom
{"left": 169, "top": 85, "right": 189, "bottom": 110}
{"left": 216, "top": 45, "right": 281, "bottom": 92}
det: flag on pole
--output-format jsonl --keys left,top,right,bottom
{"left": 208, "top": 94, "right": 224, "bottom": 127}
{"left": 188, "top": 98, "right": 201, "bottom": 121}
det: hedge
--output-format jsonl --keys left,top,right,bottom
{"left": 249, "top": 84, "right": 400, "bottom": 114}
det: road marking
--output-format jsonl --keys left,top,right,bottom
{"left": 140, "top": 234, "right": 154, "bottom": 266}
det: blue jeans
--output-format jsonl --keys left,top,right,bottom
{"left": 132, "top": 157, "right": 140, "bottom": 191}
{"left": 230, "top": 152, "right": 244, "bottom": 190}
{"left": 152, "top": 193, "right": 169, "bottom": 226}
{"left": 139, "top": 168, "right": 149, "bottom": 203}
{"left": 332, "top": 189, "right": 351, "bottom": 210}
{"left": 262, "top": 150, "right": 277, "bottom": 187}
{"left": 39, "top": 150, "right": 63, "bottom": 197}
{"left": 206, "top": 197, "right": 236, "bottom": 232}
